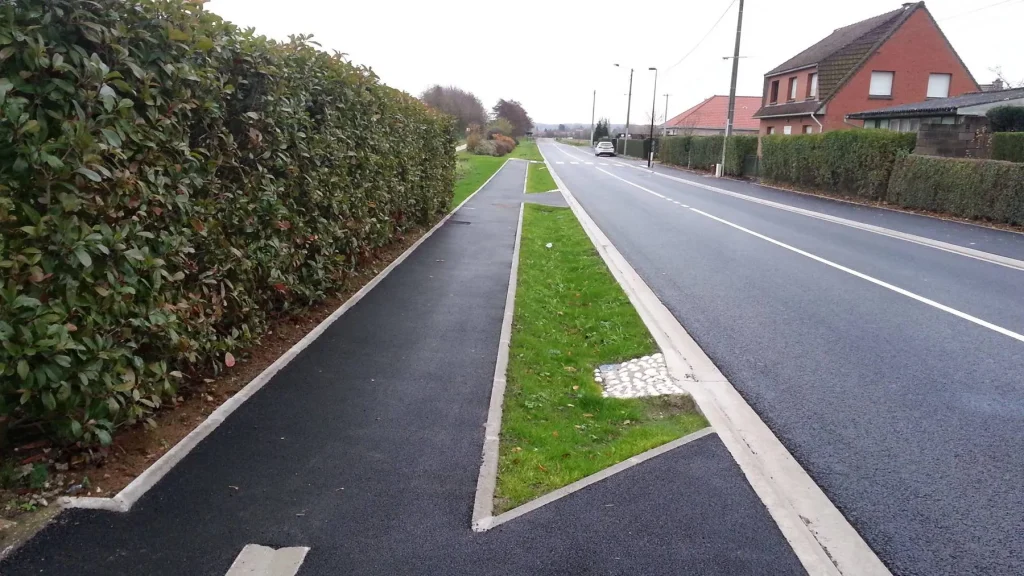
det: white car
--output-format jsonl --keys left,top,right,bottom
{"left": 594, "top": 141, "right": 616, "bottom": 157}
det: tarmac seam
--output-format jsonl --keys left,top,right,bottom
{"left": 61, "top": 158, "right": 517, "bottom": 514}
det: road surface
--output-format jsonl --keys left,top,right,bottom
{"left": 540, "top": 139, "right": 1024, "bottom": 576}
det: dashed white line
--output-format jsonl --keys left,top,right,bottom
{"left": 594, "top": 163, "right": 1024, "bottom": 345}
{"left": 556, "top": 161, "right": 564, "bottom": 164}
{"left": 570, "top": 161, "right": 579, "bottom": 165}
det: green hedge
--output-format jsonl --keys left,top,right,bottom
{"left": 887, "top": 155, "right": 1024, "bottom": 225}
{"left": 761, "top": 131, "right": 916, "bottom": 199}
{"left": 618, "top": 139, "right": 645, "bottom": 158}
{"left": 987, "top": 106, "right": 1024, "bottom": 132}
{"left": 992, "top": 132, "right": 1024, "bottom": 163}
{"left": 0, "top": 0, "right": 455, "bottom": 444}
{"left": 656, "top": 135, "right": 758, "bottom": 176}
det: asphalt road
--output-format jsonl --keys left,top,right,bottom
{"left": 541, "top": 140, "right": 1024, "bottom": 576}
{"left": 1, "top": 159, "right": 805, "bottom": 576}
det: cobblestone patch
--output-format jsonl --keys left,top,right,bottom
{"left": 594, "top": 353, "right": 687, "bottom": 398}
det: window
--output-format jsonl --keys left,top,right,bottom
{"left": 807, "top": 73, "right": 818, "bottom": 99}
{"left": 869, "top": 71, "right": 894, "bottom": 97}
{"left": 878, "top": 118, "right": 890, "bottom": 129}
{"left": 770, "top": 80, "right": 779, "bottom": 104}
{"left": 788, "top": 77, "right": 798, "bottom": 101}
{"left": 927, "top": 73, "right": 951, "bottom": 98}
{"left": 767, "top": 126, "right": 775, "bottom": 135}
{"left": 783, "top": 125, "right": 792, "bottom": 135}
{"left": 865, "top": 119, "right": 878, "bottom": 129}
{"left": 940, "top": 116, "right": 955, "bottom": 125}
{"left": 803, "top": 125, "right": 814, "bottom": 134}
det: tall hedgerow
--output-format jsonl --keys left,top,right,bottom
{"left": 0, "top": 0, "right": 455, "bottom": 445}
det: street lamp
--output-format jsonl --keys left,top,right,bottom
{"left": 647, "top": 67, "right": 658, "bottom": 168}
{"left": 614, "top": 64, "right": 634, "bottom": 148}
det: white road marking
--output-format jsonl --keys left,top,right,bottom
{"left": 226, "top": 545, "right": 309, "bottom": 576}
{"left": 595, "top": 165, "right": 1024, "bottom": 345}
{"left": 556, "top": 161, "right": 564, "bottom": 164}
{"left": 570, "top": 161, "right": 579, "bottom": 165}
{"left": 585, "top": 161, "right": 594, "bottom": 165}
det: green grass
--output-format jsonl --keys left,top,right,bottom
{"left": 495, "top": 204, "right": 707, "bottom": 512}
{"left": 451, "top": 151, "right": 505, "bottom": 210}
{"left": 525, "top": 162, "right": 557, "bottom": 194}
{"left": 508, "top": 139, "right": 544, "bottom": 162}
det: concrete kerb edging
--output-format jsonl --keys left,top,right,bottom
{"left": 471, "top": 203, "right": 524, "bottom": 532}
{"left": 61, "top": 158, "right": 517, "bottom": 514}
{"left": 541, "top": 141, "right": 892, "bottom": 576}
{"left": 612, "top": 155, "right": 1024, "bottom": 272}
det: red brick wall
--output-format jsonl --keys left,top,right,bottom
{"left": 822, "top": 8, "right": 979, "bottom": 131}
{"left": 759, "top": 116, "right": 819, "bottom": 136}
{"left": 760, "top": 66, "right": 819, "bottom": 109}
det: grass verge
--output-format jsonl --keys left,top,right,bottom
{"left": 508, "top": 139, "right": 543, "bottom": 162}
{"left": 526, "top": 162, "right": 557, "bottom": 194}
{"left": 495, "top": 204, "right": 707, "bottom": 512}
{"left": 452, "top": 151, "right": 505, "bottom": 209}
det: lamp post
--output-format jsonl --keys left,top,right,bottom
{"left": 648, "top": 67, "right": 658, "bottom": 168}
{"left": 614, "top": 64, "right": 633, "bottom": 150}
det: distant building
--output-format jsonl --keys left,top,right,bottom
{"left": 979, "top": 79, "right": 1006, "bottom": 92}
{"left": 752, "top": 2, "right": 979, "bottom": 135}
{"left": 662, "top": 95, "right": 760, "bottom": 136}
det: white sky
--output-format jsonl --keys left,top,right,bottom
{"left": 207, "top": 0, "right": 1024, "bottom": 126}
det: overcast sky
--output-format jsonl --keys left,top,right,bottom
{"left": 207, "top": 0, "right": 1024, "bottom": 126}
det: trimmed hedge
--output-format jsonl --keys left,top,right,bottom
{"left": 987, "top": 106, "right": 1024, "bottom": 133}
{"left": 887, "top": 155, "right": 1024, "bottom": 225}
{"left": 618, "top": 139, "right": 645, "bottom": 158}
{"left": 656, "top": 135, "right": 758, "bottom": 176}
{"left": 761, "top": 131, "right": 916, "bottom": 199}
{"left": 992, "top": 132, "right": 1024, "bottom": 163}
{"left": 0, "top": 0, "right": 455, "bottom": 444}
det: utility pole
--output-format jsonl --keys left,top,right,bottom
{"left": 719, "top": 0, "right": 744, "bottom": 177}
{"left": 590, "top": 90, "right": 596, "bottom": 146}
{"left": 625, "top": 69, "right": 633, "bottom": 144}
{"left": 648, "top": 67, "right": 658, "bottom": 168}
{"left": 663, "top": 93, "right": 670, "bottom": 136}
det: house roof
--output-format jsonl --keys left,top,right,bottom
{"left": 755, "top": 2, "right": 924, "bottom": 119}
{"left": 847, "top": 87, "right": 1024, "bottom": 119}
{"left": 664, "top": 95, "right": 761, "bottom": 131}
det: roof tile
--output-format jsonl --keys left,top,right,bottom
{"left": 665, "top": 95, "right": 762, "bottom": 131}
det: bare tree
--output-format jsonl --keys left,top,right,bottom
{"left": 420, "top": 85, "right": 487, "bottom": 134}
{"left": 988, "top": 66, "right": 1024, "bottom": 89}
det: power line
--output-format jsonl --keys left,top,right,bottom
{"left": 938, "top": 0, "right": 1022, "bottom": 21}
{"left": 664, "top": 0, "right": 738, "bottom": 73}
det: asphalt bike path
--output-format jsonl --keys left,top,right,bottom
{"left": 2, "top": 158, "right": 804, "bottom": 575}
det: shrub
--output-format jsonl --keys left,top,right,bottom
{"left": 761, "top": 130, "right": 916, "bottom": 199}
{"left": 622, "top": 139, "right": 645, "bottom": 158}
{"left": 492, "top": 134, "right": 517, "bottom": 156}
{"left": 656, "top": 135, "right": 758, "bottom": 176}
{"left": 887, "top": 155, "right": 1024, "bottom": 224}
{"left": 987, "top": 106, "right": 1024, "bottom": 133}
{"left": 0, "top": 0, "right": 455, "bottom": 445}
{"left": 992, "top": 132, "right": 1024, "bottom": 163}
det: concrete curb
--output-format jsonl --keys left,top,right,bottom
{"left": 475, "top": 428, "right": 713, "bottom": 532}
{"left": 471, "top": 202, "right": 524, "bottom": 532}
{"left": 60, "top": 159, "right": 516, "bottom": 514}
{"left": 541, "top": 140, "right": 892, "bottom": 576}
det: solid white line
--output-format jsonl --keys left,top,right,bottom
{"left": 62, "top": 159, "right": 519, "bottom": 513}
{"left": 472, "top": 202, "right": 525, "bottom": 531}
{"left": 650, "top": 170, "right": 1024, "bottom": 272}
{"left": 477, "top": 428, "right": 714, "bottom": 531}
{"left": 598, "top": 167, "right": 1024, "bottom": 344}
{"left": 226, "top": 545, "right": 309, "bottom": 576}
{"left": 539, "top": 140, "right": 888, "bottom": 576}
{"left": 689, "top": 207, "right": 1024, "bottom": 343}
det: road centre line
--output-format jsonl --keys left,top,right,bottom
{"left": 594, "top": 167, "right": 1024, "bottom": 345}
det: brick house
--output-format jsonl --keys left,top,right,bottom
{"left": 662, "top": 95, "right": 761, "bottom": 136}
{"left": 752, "top": 2, "right": 979, "bottom": 135}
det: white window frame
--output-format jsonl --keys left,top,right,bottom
{"left": 783, "top": 125, "right": 792, "bottom": 135}
{"left": 803, "top": 125, "right": 814, "bottom": 134}
{"left": 869, "top": 71, "right": 894, "bottom": 97}
{"left": 788, "top": 77, "right": 798, "bottom": 100}
{"left": 808, "top": 73, "right": 818, "bottom": 98}
{"left": 927, "top": 73, "right": 951, "bottom": 98}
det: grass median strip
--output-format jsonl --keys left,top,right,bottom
{"left": 452, "top": 151, "right": 505, "bottom": 209}
{"left": 526, "top": 162, "right": 557, "bottom": 194}
{"left": 509, "top": 139, "right": 543, "bottom": 162}
{"left": 495, "top": 204, "right": 707, "bottom": 513}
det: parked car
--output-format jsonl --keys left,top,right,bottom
{"left": 594, "top": 141, "right": 616, "bottom": 157}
